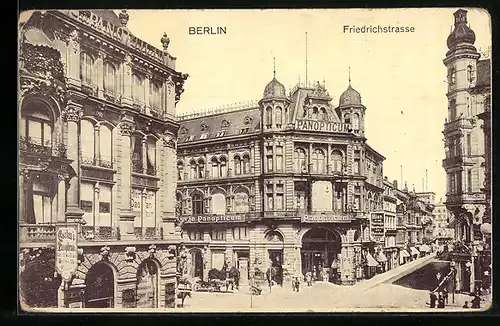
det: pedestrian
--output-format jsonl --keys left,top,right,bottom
{"left": 306, "top": 271, "right": 312, "bottom": 286}
{"left": 443, "top": 288, "right": 449, "bottom": 305}
{"left": 437, "top": 294, "right": 445, "bottom": 308}
{"left": 429, "top": 292, "right": 437, "bottom": 308}
{"left": 463, "top": 301, "right": 469, "bottom": 309}
{"left": 471, "top": 293, "right": 481, "bottom": 308}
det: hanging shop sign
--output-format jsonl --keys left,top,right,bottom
{"left": 370, "top": 214, "right": 385, "bottom": 242}
{"left": 301, "top": 214, "right": 352, "bottom": 223}
{"left": 55, "top": 225, "right": 78, "bottom": 282}
{"left": 181, "top": 214, "right": 247, "bottom": 224}
{"left": 295, "top": 120, "right": 352, "bottom": 133}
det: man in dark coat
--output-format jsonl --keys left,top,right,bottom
{"left": 437, "top": 293, "right": 445, "bottom": 308}
{"left": 429, "top": 292, "right": 437, "bottom": 308}
{"left": 471, "top": 293, "right": 481, "bottom": 308}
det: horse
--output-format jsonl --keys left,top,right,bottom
{"left": 228, "top": 266, "right": 240, "bottom": 290}
{"left": 265, "top": 266, "right": 283, "bottom": 291}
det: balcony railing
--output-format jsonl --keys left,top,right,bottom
{"left": 446, "top": 192, "right": 486, "bottom": 204}
{"left": 103, "top": 89, "right": 121, "bottom": 104}
{"left": 149, "top": 105, "right": 163, "bottom": 119}
{"left": 82, "top": 226, "right": 119, "bottom": 241}
{"left": 134, "top": 227, "right": 163, "bottom": 240}
{"left": 262, "top": 210, "right": 298, "bottom": 219}
{"left": 132, "top": 100, "right": 146, "bottom": 113}
{"left": 443, "top": 118, "right": 475, "bottom": 133}
{"left": 132, "top": 160, "right": 158, "bottom": 176}
{"left": 19, "top": 224, "right": 56, "bottom": 243}
{"left": 19, "top": 136, "right": 67, "bottom": 158}
{"left": 81, "top": 154, "right": 114, "bottom": 169}
{"left": 81, "top": 81, "right": 98, "bottom": 96}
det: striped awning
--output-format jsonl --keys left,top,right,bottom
{"left": 376, "top": 251, "right": 388, "bottom": 263}
{"left": 419, "top": 244, "right": 431, "bottom": 252}
{"left": 410, "top": 247, "right": 420, "bottom": 256}
{"left": 366, "top": 252, "right": 380, "bottom": 267}
{"left": 400, "top": 250, "right": 411, "bottom": 258}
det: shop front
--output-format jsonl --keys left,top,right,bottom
{"left": 264, "top": 230, "right": 284, "bottom": 286}
{"left": 84, "top": 262, "right": 115, "bottom": 308}
{"left": 301, "top": 227, "right": 341, "bottom": 282}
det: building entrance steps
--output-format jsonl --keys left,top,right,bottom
{"left": 351, "top": 253, "right": 437, "bottom": 292}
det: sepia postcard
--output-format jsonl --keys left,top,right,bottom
{"left": 18, "top": 8, "right": 492, "bottom": 313}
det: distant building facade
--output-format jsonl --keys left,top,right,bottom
{"left": 176, "top": 76, "right": 387, "bottom": 285}
{"left": 432, "top": 200, "right": 455, "bottom": 243}
{"left": 19, "top": 10, "right": 188, "bottom": 309}
{"left": 441, "top": 9, "right": 491, "bottom": 294}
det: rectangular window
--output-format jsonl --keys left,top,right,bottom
{"left": 132, "top": 188, "right": 143, "bottom": 227}
{"left": 266, "top": 185, "right": 274, "bottom": 210}
{"left": 189, "top": 230, "right": 203, "bottom": 241}
{"left": 467, "top": 170, "right": 473, "bottom": 193}
{"left": 456, "top": 171, "right": 462, "bottom": 193}
{"left": 276, "top": 184, "right": 284, "bottom": 210}
{"left": 211, "top": 229, "right": 226, "bottom": 241}
{"left": 467, "top": 134, "right": 472, "bottom": 156}
{"left": 276, "top": 146, "right": 283, "bottom": 171}
{"left": 99, "top": 184, "right": 112, "bottom": 227}
{"left": 233, "top": 227, "right": 248, "bottom": 240}
{"left": 144, "top": 190, "right": 156, "bottom": 227}
{"left": 266, "top": 146, "right": 274, "bottom": 172}
{"left": 354, "top": 158, "right": 360, "bottom": 174}
{"left": 81, "top": 182, "right": 94, "bottom": 226}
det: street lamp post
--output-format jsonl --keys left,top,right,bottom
{"left": 450, "top": 261, "right": 456, "bottom": 304}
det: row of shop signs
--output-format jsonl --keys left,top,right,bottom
{"left": 180, "top": 214, "right": 355, "bottom": 224}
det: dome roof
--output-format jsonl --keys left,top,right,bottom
{"left": 339, "top": 85, "right": 362, "bottom": 106}
{"left": 447, "top": 24, "right": 476, "bottom": 49}
{"left": 263, "top": 77, "right": 287, "bottom": 99}
{"left": 447, "top": 9, "right": 476, "bottom": 49}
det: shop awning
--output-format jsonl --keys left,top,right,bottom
{"left": 400, "top": 250, "right": 410, "bottom": 258}
{"left": 419, "top": 244, "right": 431, "bottom": 252}
{"left": 410, "top": 247, "right": 420, "bottom": 256}
{"left": 366, "top": 253, "right": 380, "bottom": 267}
{"left": 376, "top": 252, "right": 388, "bottom": 262}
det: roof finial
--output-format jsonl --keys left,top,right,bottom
{"left": 348, "top": 66, "right": 351, "bottom": 86}
{"left": 273, "top": 57, "right": 276, "bottom": 78}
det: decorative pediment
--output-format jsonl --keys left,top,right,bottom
{"left": 221, "top": 119, "right": 231, "bottom": 128}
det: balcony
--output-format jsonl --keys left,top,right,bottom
{"left": 19, "top": 224, "right": 56, "bottom": 244}
{"left": 134, "top": 227, "right": 163, "bottom": 240}
{"left": 262, "top": 210, "right": 298, "bottom": 219}
{"left": 132, "top": 100, "right": 146, "bottom": 113}
{"left": 180, "top": 212, "right": 259, "bottom": 224}
{"left": 445, "top": 192, "right": 486, "bottom": 205}
{"left": 301, "top": 211, "right": 353, "bottom": 223}
{"left": 19, "top": 137, "right": 67, "bottom": 159}
{"left": 82, "top": 226, "right": 119, "bottom": 241}
{"left": 81, "top": 154, "right": 114, "bottom": 169}
{"left": 443, "top": 118, "right": 475, "bottom": 134}
{"left": 81, "top": 81, "right": 98, "bottom": 96}
{"left": 149, "top": 105, "right": 163, "bottom": 119}
{"left": 442, "top": 155, "right": 475, "bottom": 168}
{"left": 103, "top": 89, "right": 121, "bottom": 104}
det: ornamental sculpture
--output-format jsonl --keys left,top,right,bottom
{"left": 161, "top": 33, "right": 170, "bottom": 51}
{"left": 162, "top": 132, "right": 177, "bottom": 149}
{"left": 119, "top": 10, "right": 129, "bottom": 27}
{"left": 62, "top": 106, "right": 83, "bottom": 122}
{"left": 118, "top": 121, "right": 135, "bottom": 136}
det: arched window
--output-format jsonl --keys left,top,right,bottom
{"left": 150, "top": 81, "right": 162, "bottom": 110}
{"left": 320, "top": 107, "right": 327, "bottom": 120}
{"left": 99, "top": 125, "right": 113, "bottom": 168}
{"left": 211, "top": 158, "right": 218, "bottom": 178}
{"left": 103, "top": 62, "right": 116, "bottom": 93}
{"left": 312, "top": 107, "right": 318, "bottom": 120}
{"left": 81, "top": 120, "right": 95, "bottom": 163}
{"left": 353, "top": 113, "right": 360, "bottom": 130}
{"left": 467, "top": 65, "right": 475, "bottom": 83}
{"left": 294, "top": 148, "right": 307, "bottom": 173}
{"left": 344, "top": 113, "right": 351, "bottom": 124}
{"left": 80, "top": 52, "right": 94, "bottom": 85}
{"left": 234, "top": 191, "right": 250, "bottom": 213}
{"left": 234, "top": 155, "right": 241, "bottom": 175}
{"left": 192, "top": 193, "right": 204, "bottom": 215}
{"left": 84, "top": 263, "right": 114, "bottom": 308}
{"left": 275, "top": 107, "right": 282, "bottom": 127}
{"left": 131, "top": 135, "right": 143, "bottom": 173}
{"left": 189, "top": 160, "right": 197, "bottom": 180}
{"left": 242, "top": 155, "right": 250, "bottom": 174}
{"left": 197, "top": 159, "right": 205, "bottom": 179}
{"left": 331, "top": 150, "right": 343, "bottom": 173}
{"left": 212, "top": 192, "right": 226, "bottom": 215}
{"left": 449, "top": 67, "right": 456, "bottom": 84}
{"left": 176, "top": 193, "right": 183, "bottom": 216}
{"left": 146, "top": 138, "right": 156, "bottom": 176}
{"left": 312, "top": 149, "right": 325, "bottom": 174}
{"left": 132, "top": 73, "right": 145, "bottom": 103}
{"left": 177, "top": 162, "right": 184, "bottom": 181}
{"left": 20, "top": 105, "right": 53, "bottom": 146}
{"left": 136, "top": 259, "right": 159, "bottom": 308}
{"left": 266, "top": 107, "right": 272, "bottom": 128}
{"left": 219, "top": 157, "right": 227, "bottom": 177}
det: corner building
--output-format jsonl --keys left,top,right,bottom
{"left": 19, "top": 10, "right": 188, "bottom": 308}
{"left": 442, "top": 9, "right": 491, "bottom": 294}
{"left": 176, "top": 77, "right": 386, "bottom": 285}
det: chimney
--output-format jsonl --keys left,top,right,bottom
{"left": 393, "top": 180, "right": 398, "bottom": 189}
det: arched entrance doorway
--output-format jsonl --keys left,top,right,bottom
{"left": 190, "top": 249, "right": 204, "bottom": 280}
{"left": 265, "top": 230, "right": 284, "bottom": 286}
{"left": 84, "top": 262, "right": 115, "bottom": 308}
{"left": 136, "top": 259, "right": 159, "bottom": 308}
{"left": 20, "top": 258, "right": 61, "bottom": 308}
{"left": 301, "top": 227, "right": 341, "bottom": 282}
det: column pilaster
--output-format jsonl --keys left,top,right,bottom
{"left": 121, "top": 54, "right": 133, "bottom": 106}
{"left": 66, "top": 30, "right": 81, "bottom": 88}
{"left": 94, "top": 123, "right": 101, "bottom": 164}
{"left": 144, "top": 74, "right": 151, "bottom": 115}
{"left": 118, "top": 117, "right": 136, "bottom": 240}
{"left": 63, "top": 103, "right": 84, "bottom": 223}
{"left": 57, "top": 175, "right": 66, "bottom": 222}
{"left": 96, "top": 53, "right": 105, "bottom": 98}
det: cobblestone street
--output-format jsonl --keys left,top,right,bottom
{"left": 179, "top": 281, "right": 490, "bottom": 312}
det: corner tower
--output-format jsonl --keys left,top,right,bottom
{"left": 336, "top": 70, "right": 366, "bottom": 136}
{"left": 259, "top": 62, "right": 291, "bottom": 130}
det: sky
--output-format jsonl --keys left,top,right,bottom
{"left": 20, "top": 8, "right": 492, "bottom": 201}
